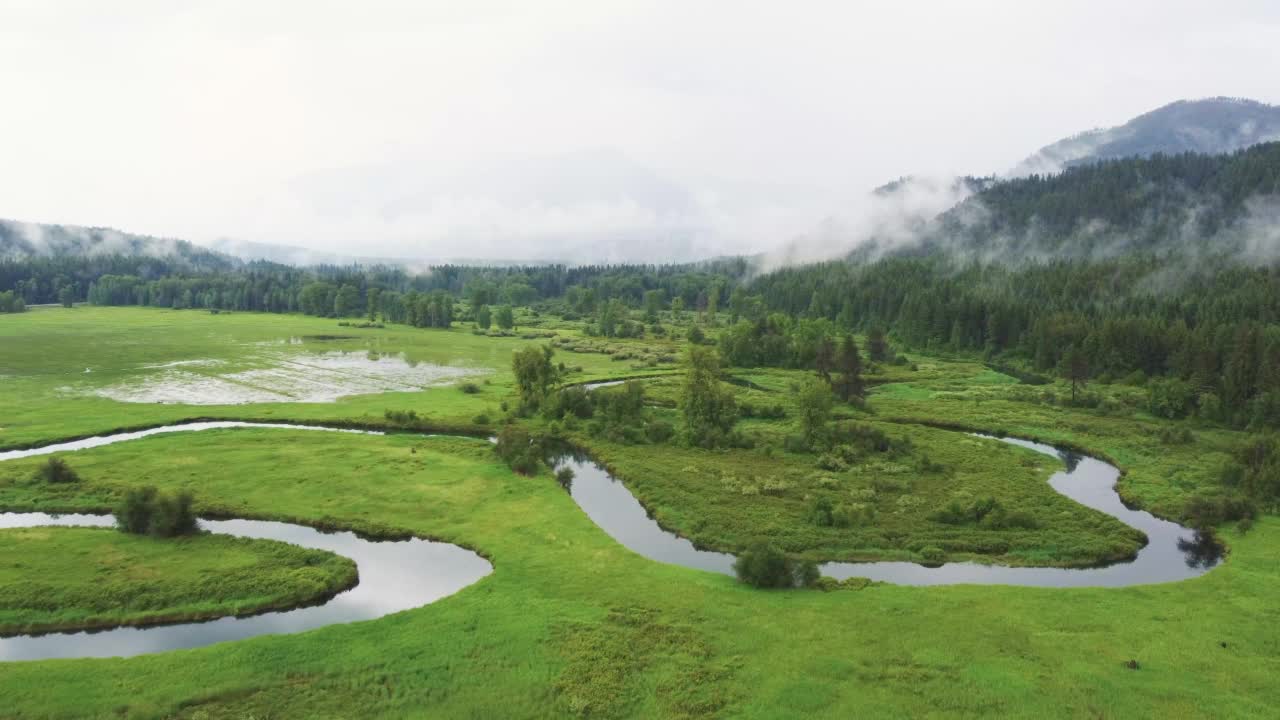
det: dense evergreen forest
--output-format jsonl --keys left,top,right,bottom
{"left": 931, "top": 141, "right": 1280, "bottom": 256}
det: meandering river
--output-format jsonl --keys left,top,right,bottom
{"left": 552, "top": 435, "right": 1222, "bottom": 587}
{"left": 0, "top": 420, "right": 1220, "bottom": 661}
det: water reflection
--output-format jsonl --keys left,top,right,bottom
{"left": 1178, "top": 529, "right": 1225, "bottom": 569}
{"left": 1058, "top": 448, "right": 1083, "bottom": 473}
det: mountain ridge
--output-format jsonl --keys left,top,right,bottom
{"left": 1010, "top": 97, "right": 1280, "bottom": 177}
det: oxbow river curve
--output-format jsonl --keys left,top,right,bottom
{"left": 0, "top": 420, "right": 1223, "bottom": 662}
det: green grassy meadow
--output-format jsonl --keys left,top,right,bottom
{"left": 0, "top": 528, "right": 357, "bottom": 635}
{"left": 0, "top": 306, "right": 1275, "bottom": 718}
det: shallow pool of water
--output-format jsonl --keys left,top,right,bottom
{"left": 90, "top": 351, "right": 483, "bottom": 405}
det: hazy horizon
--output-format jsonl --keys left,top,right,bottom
{"left": 4, "top": 1, "right": 1280, "bottom": 263}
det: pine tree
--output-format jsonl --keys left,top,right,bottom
{"left": 867, "top": 327, "right": 889, "bottom": 362}
{"left": 833, "top": 335, "right": 865, "bottom": 402}
{"left": 814, "top": 336, "right": 836, "bottom": 382}
{"left": 1059, "top": 345, "right": 1089, "bottom": 404}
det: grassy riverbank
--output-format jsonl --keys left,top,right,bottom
{"left": 0, "top": 306, "right": 1274, "bottom": 718}
{"left": 0, "top": 526, "right": 357, "bottom": 635}
{"left": 0, "top": 427, "right": 1272, "bottom": 718}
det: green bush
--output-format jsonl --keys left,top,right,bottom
{"left": 831, "top": 503, "right": 869, "bottom": 528}
{"left": 458, "top": 382, "right": 482, "bottom": 394}
{"left": 495, "top": 426, "right": 542, "bottom": 475}
{"left": 783, "top": 434, "right": 809, "bottom": 454}
{"left": 116, "top": 487, "right": 157, "bottom": 535}
{"left": 149, "top": 491, "right": 198, "bottom": 537}
{"left": 645, "top": 420, "right": 675, "bottom": 444}
{"left": 918, "top": 546, "right": 946, "bottom": 565}
{"left": 733, "top": 543, "right": 796, "bottom": 588}
{"left": 34, "top": 456, "right": 79, "bottom": 484}
{"left": 384, "top": 408, "right": 420, "bottom": 426}
{"left": 548, "top": 385, "right": 594, "bottom": 420}
{"left": 1184, "top": 492, "right": 1258, "bottom": 527}
{"left": 115, "top": 486, "right": 198, "bottom": 537}
{"left": 930, "top": 496, "right": 1034, "bottom": 528}
{"left": 807, "top": 496, "right": 835, "bottom": 527}
{"left": 793, "top": 560, "right": 821, "bottom": 588}
{"left": 914, "top": 453, "right": 947, "bottom": 474}
{"left": 1158, "top": 426, "right": 1195, "bottom": 445}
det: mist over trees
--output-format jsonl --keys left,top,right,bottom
{"left": 933, "top": 142, "right": 1280, "bottom": 258}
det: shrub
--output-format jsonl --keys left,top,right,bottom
{"left": 1148, "top": 377, "right": 1196, "bottom": 419}
{"left": 1184, "top": 492, "right": 1258, "bottom": 527}
{"left": 783, "top": 434, "right": 809, "bottom": 454}
{"left": 384, "top": 408, "right": 420, "bottom": 425}
{"left": 816, "top": 453, "right": 848, "bottom": 472}
{"left": 1222, "top": 434, "right": 1280, "bottom": 502}
{"left": 914, "top": 454, "right": 947, "bottom": 474}
{"left": 645, "top": 420, "right": 675, "bottom": 444}
{"left": 548, "top": 385, "right": 594, "bottom": 420}
{"left": 458, "top": 382, "right": 482, "bottom": 394}
{"left": 739, "top": 402, "right": 787, "bottom": 420}
{"left": 115, "top": 486, "right": 198, "bottom": 537}
{"left": 34, "top": 456, "right": 79, "bottom": 484}
{"left": 793, "top": 560, "right": 821, "bottom": 588}
{"left": 984, "top": 507, "right": 1040, "bottom": 530}
{"left": 1121, "top": 370, "right": 1147, "bottom": 387}
{"left": 1158, "top": 426, "right": 1195, "bottom": 445}
{"left": 116, "top": 487, "right": 157, "bottom": 535}
{"left": 918, "top": 546, "right": 946, "bottom": 565}
{"left": 807, "top": 496, "right": 835, "bottom": 527}
{"left": 931, "top": 496, "right": 1012, "bottom": 526}
{"left": 555, "top": 466, "right": 575, "bottom": 489}
{"left": 733, "top": 543, "right": 797, "bottom": 588}
{"left": 831, "top": 503, "right": 867, "bottom": 528}
{"left": 149, "top": 490, "right": 198, "bottom": 537}
{"left": 828, "top": 423, "right": 893, "bottom": 455}
{"left": 495, "top": 426, "right": 542, "bottom": 475}
{"left": 472, "top": 413, "right": 491, "bottom": 425}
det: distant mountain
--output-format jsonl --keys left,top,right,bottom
{"left": 0, "top": 219, "right": 235, "bottom": 269}
{"left": 1010, "top": 97, "right": 1280, "bottom": 177}
{"left": 930, "top": 141, "right": 1280, "bottom": 260}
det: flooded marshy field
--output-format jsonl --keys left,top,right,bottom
{"left": 89, "top": 348, "right": 483, "bottom": 405}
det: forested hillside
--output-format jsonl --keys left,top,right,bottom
{"left": 0, "top": 219, "right": 233, "bottom": 267}
{"left": 931, "top": 141, "right": 1280, "bottom": 258}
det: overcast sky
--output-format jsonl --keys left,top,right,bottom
{"left": 2, "top": 1, "right": 1279, "bottom": 262}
